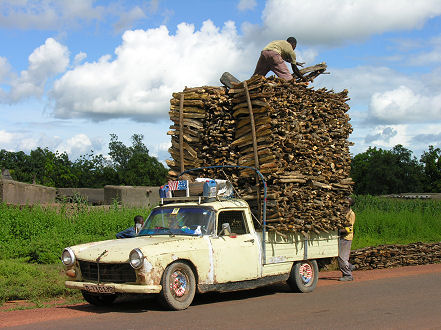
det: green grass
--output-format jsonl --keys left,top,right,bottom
{"left": 0, "top": 258, "right": 82, "bottom": 305}
{"left": 352, "top": 195, "right": 441, "bottom": 249}
{"left": 0, "top": 202, "right": 153, "bottom": 306}
{"left": 0, "top": 202, "right": 152, "bottom": 264}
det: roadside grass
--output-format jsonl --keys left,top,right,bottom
{"left": 0, "top": 202, "right": 152, "bottom": 264}
{"left": 352, "top": 195, "right": 441, "bottom": 249}
{"left": 0, "top": 258, "right": 82, "bottom": 306}
{"left": 0, "top": 202, "right": 153, "bottom": 307}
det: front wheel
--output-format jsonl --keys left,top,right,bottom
{"left": 81, "top": 291, "right": 117, "bottom": 306}
{"left": 158, "top": 261, "right": 196, "bottom": 310}
{"left": 287, "top": 260, "right": 319, "bottom": 293}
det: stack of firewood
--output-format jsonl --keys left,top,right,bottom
{"left": 351, "top": 242, "right": 441, "bottom": 270}
{"left": 228, "top": 76, "right": 353, "bottom": 233}
{"left": 167, "top": 74, "right": 353, "bottom": 233}
{"left": 166, "top": 86, "right": 232, "bottom": 175}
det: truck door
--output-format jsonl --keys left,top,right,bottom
{"left": 209, "top": 210, "right": 259, "bottom": 282}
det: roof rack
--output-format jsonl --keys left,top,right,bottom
{"left": 160, "top": 196, "right": 203, "bottom": 205}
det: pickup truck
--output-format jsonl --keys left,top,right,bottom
{"left": 61, "top": 196, "right": 339, "bottom": 310}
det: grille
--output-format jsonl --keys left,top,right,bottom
{"left": 79, "top": 260, "right": 136, "bottom": 283}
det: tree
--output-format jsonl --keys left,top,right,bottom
{"left": 29, "top": 148, "right": 77, "bottom": 187}
{"left": 420, "top": 145, "right": 441, "bottom": 192}
{"left": 72, "top": 152, "right": 118, "bottom": 188}
{"left": 351, "top": 145, "right": 424, "bottom": 195}
{"left": 108, "top": 134, "right": 168, "bottom": 186}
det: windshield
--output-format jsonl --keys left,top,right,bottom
{"left": 138, "top": 207, "right": 215, "bottom": 236}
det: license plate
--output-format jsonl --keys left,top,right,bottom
{"left": 83, "top": 284, "right": 115, "bottom": 294}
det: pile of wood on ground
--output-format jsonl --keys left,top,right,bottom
{"left": 167, "top": 71, "right": 353, "bottom": 234}
{"left": 351, "top": 242, "right": 441, "bottom": 270}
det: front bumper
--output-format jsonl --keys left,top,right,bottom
{"left": 65, "top": 281, "right": 162, "bottom": 294}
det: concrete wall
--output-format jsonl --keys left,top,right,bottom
{"left": 0, "top": 179, "right": 56, "bottom": 205}
{"left": 383, "top": 193, "right": 441, "bottom": 200}
{"left": 104, "top": 185, "right": 160, "bottom": 207}
{"left": 57, "top": 188, "right": 104, "bottom": 205}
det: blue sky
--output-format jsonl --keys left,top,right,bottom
{"left": 1, "top": 0, "right": 441, "bottom": 164}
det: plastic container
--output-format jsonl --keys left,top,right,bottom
{"left": 203, "top": 180, "right": 217, "bottom": 198}
{"left": 159, "top": 185, "right": 170, "bottom": 198}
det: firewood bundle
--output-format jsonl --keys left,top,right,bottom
{"left": 167, "top": 74, "right": 353, "bottom": 234}
{"left": 228, "top": 75, "right": 353, "bottom": 233}
{"left": 166, "top": 86, "right": 232, "bottom": 175}
{"left": 351, "top": 242, "right": 441, "bottom": 270}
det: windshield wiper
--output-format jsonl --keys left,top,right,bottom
{"left": 162, "top": 227, "right": 175, "bottom": 237}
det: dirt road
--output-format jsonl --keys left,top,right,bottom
{"left": 1, "top": 264, "right": 441, "bottom": 329}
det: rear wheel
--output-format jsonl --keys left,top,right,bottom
{"left": 158, "top": 261, "right": 196, "bottom": 310}
{"left": 287, "top": 260, "right": 318, "bottom": 293}
{"left": 81, "top": 291, "right": 116, "bottom": 306}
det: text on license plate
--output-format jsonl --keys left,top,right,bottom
{"left": 83, "top": 284, "right": 115, "bottom": 294}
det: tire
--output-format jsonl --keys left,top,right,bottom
{"left": 158, "top": 261, "right": 196, "bottom": 310}
{"left": 81, "top": 291, "right": 117, "bottom": 306}
{"left": 287, "top": 260, "right": 319, "bottom": 293}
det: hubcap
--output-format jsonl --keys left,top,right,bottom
{"left": 170, "top": 270, "right": 188, "bottom": 297}
{"left": 299, "top": 262, "right": 313, "bottom": 285}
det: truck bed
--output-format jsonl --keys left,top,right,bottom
{"left": 256, "top": 230, "right": 339, "bottom": 276}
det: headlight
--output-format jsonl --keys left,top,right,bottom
{"left": 129, "top": 248, "right": 144, "bottom": 269}
{"left": 61, "top": 247, "right": 75, "bottom": 266}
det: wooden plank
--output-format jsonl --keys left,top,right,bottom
{"left": 244, "top": 80, "right": 262, "bottom": 224}
{"left": 179, "top": 93, "right": 185, "bottom": 173}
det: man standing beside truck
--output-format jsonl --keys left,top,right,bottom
{"left": 338, "top": 197, "right": 356, "bottom": 281}
{"left": 253, "top": 37, "right": 307, "bottom": 82}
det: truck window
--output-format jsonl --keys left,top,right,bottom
{"left": 217, "top": 210, "right": 248, "bottom": 235}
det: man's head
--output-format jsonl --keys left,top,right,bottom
{"left": 287, "top": 37, "right": 297, "bottom": 49}
{"left": 346, "top": 197, "right": 354, "bottom": 207}
{"left": 134, "top": 215, "right": 144, "bottom": 226}
{"left": 134, "top": 215, "right": 144, "bottom": 233}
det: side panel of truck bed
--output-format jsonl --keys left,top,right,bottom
{"left": 257, "top": 230, "right": 339, "bottom": 276}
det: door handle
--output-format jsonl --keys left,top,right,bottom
{"left": 244, "top": 239, "right": 254, "bottom": 243}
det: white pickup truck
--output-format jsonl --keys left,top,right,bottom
{"left": 61, "top": 197, "right": 338, "bottom": 310}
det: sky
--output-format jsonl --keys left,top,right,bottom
{"left": 1, "top": 0, "right": 441, "bottom": 165}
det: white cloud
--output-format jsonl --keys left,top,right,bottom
{"left": 56, "top": 133, "right": 92, "bottom": 157}
{"left": 254, "top": 0, "right": 441, "bottom": 46}
{"left": 0, "top": 130, "right": 15, "bottom": 144}
{"left": 0, "top": 56, "right": 11, "bottom": 83}
{"left": 113, "top": 6, "right": 146, "bottom": 32}
{"left": 369, "top": 85, "right": 441, "bottom": 124}
{"left": 314, "top": 66, "right": 418, "bottom": 104}
{"left": 409, "top": 34, "right": 441, "bottom": 65}
{"left": 365, "top": 127, "right": 398, "bottom": 144}
{"left": 0, "top": 1, "right": 151, "bottom": 32}
{"left": 363, "top": 125, "right": 409, "bottom": 149}
{"left": 238, "top": 0, "right": 257, "bottom": 11}
{"left": 6, "top": 38, "right": 69, "bottom": 102}
{"left": 0, "top": 0, "right": 103, "bottom": 30}
{"left": 73, "top": 52, "right": 87, "bottom": 66}
{"left": 50, "top": 20, "right": 249, "bottom": 121}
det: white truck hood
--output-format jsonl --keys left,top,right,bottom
{"left": 71, "top": 235, "right": 202, "bottom": 263}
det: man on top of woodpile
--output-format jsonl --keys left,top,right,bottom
{"left": 253, "top": 37, "right": 308, "bottom": 82}
{"left": 338, "top": 197, "right": 356, "bottom": 281}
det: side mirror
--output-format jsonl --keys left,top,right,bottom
{"left": 220, "top": 223, "right": 231, "bottom": 236}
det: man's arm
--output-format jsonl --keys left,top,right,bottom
{"left": 116, "top": 227, "right": 135, "bottom": 239}
{"left": 291, "top": 63, "right": 307, "bottom": 81}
